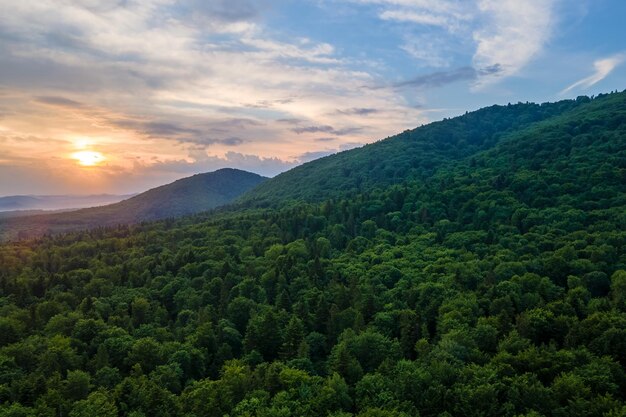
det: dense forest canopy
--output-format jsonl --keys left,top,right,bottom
{"left": 1, "top": 91, "right": 626, "bottom": 416}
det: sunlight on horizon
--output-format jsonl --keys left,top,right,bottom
{"left": 1, "top": 0, "right": 625, "bottom": 196}
{"left": 72, "top": 150, "right": 106, "bottom": 167}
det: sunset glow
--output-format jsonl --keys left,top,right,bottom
{"left": 72, "top": 151, "right": 106, "bottom": 167}
{"left": 0, "top": 1, "right": 625, "bottom": 196}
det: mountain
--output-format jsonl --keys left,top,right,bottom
{"left": 0, "top": 196, "right": 41, "bottom": 211}
{"left": 0, "top": 209, "right": 74, "bottom": 219}
{"left": 0, "top": 168, "right": 266, "bottom": 240}
{"left": 1, "top": 91, "right": 626, "bottom": 417}
{"left": 239, "top": 97, "right": 589, "bottom": 206}
{"left": 0, "top": 194, "right": 133, "bottom": 212}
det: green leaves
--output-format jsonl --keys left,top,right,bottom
{"left": 2, "top": 91, "right": 626, "bottom": 416}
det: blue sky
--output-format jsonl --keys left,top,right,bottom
{"left": 0, "top": 0, "right": 624, "bottom": 195}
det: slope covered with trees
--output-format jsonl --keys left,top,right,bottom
{"left": 0, "top": 169, "right": 266, "bottom": 241}
{"left": 240, "top": 97, "right": 589, "bottom": 206}
{"left": 0, "top": 91, "right": 625, "bottom": 416}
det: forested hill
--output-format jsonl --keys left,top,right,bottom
{"left": 239, "top": 95, "right": 599, "bottom": 206}
{"left": 1, "top": 91, "right": 626, "bottom": 417}
{"left": 0, "top": 168, "right": 266, "bottom": 241}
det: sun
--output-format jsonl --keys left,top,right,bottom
{"left": 72, "top": 150, "right": 106, "bottom": 166}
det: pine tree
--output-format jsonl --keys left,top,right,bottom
{"left": 281, "top": 316, "right": 305, "bottom": 359}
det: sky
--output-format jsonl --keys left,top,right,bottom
{"left": 0, "top": 0, "right": 625, "bottom": 196}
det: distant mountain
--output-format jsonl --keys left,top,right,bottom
{"left": 0, "top": 209, "right": 74, "bottom": 219}
{"left": 0, "top": 168, "right": 266, "bottom": 240}
{"left": 0, "top": 194, "right": 132, "bottom": 212}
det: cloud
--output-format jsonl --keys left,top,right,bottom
{"left": 560, "top": 53, "right": 626, "bottom": 95}
{"left": 291, "top": 125, "right": 363, "bottom": 136}
{"left": 296, "top": 142, "right": 363, "bottom": 163}
{"left": 291, "top": 125, "right": 336, "bottom": 134}
{"left": 0, "top": 0, "right": 432, "bottom": 194}
{"left": 0, "top": 149, "right": 296, "bottom": 195}
{"left": 276, "top": 118, "right": 304, "bottom": 125}
{"left": 112, "top": 120, "right": 201, "bottom": 137}
{"left": 394, "top": 67, "right": 477, "bottom": 89}
{"left": 472, "top": 0, "right": 557, "bottom": 85}
{"left": 182, "top": 0, "right": 261, "bottom": 23}
{"left": 339, "top": 142, "right": 364, "bottom": 151}
{"left": 353, "top": 0, "right": 470, "bottom": 32}
{"left": 172, "top": 151, "right": 297, "bottom": 178}
{"left": 298, "top": 150, "right": 335, "bottom": 163}
{"left": 379, "top": 10, "right": 457, "bottom": 30}
{"left": 34, "top": 96, "right": 84, "bottom": 108}
{"left": 107, "top": 117, "right": 265, "bottom": 146}
{"left": 336, "top": 108, "right": 380, "bottom": 116}
{"left": 350, "top": 0, "right": 557, "bottom": 84}
{"left": 387, "top": 65, "right": 502, "bottom": 90}
{"left": 213, "top": 137, "right": 245, "bottom": 146}
{"left": 178, "top": 137, "right": 248, "bottom": 147}
{"left": 190, "top": 137, "right": 247, "bottom": 146}
{"left": 245, "top": 98, "right": 295, "bottom": 109}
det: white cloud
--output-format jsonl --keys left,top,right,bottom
{"left": 379, "top": 10, "right": 457, "bottom": 30}
{"left": 351, "top": 0, "right": 468, "bottom": 17}
{"left": 560, "top": 53, "right": 626, "bottom": 95}
{"left": 349, "top": 0, "right": 558, "bottom": 83}
{"left": 472, "top": 0, "right": 556, "bottom": 86}
{"left": 353, "top": 0, "right": 470, "bottom": 33}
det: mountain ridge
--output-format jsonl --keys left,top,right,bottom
{"left": 238, "top": 96, "right": 597, "bottom": 206}
{"left": 2, "top": 93, "right": 622, "bottom": 241}
{"left": 0, "top": 168, "right": 266, "bottom": 241}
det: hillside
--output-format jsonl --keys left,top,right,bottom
{"left": 1, "top": 91, "right": 626, "bottom": 417}
{"left": 0, "top": 168, "right": 266, "bottom": 241}
{"left": 239, "top": 97, "right": 590, "bottom": 205}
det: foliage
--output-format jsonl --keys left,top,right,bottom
{"left": 1, "top": 91, "right": 626, "bottom": 416}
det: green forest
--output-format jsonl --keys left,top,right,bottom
{"left": 1, "top": 91, "right": 626, "bottom": 416}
